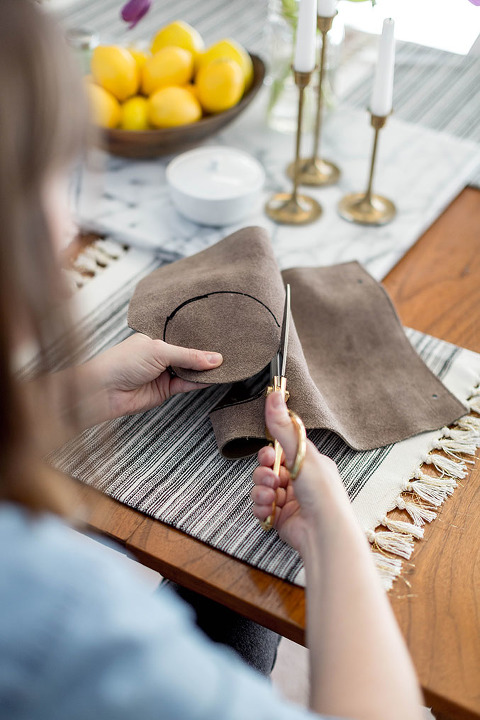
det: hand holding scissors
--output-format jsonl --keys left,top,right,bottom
{"left": 260, "top": 284, "right": 306, "bottom": 531}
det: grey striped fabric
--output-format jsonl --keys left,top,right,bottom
{"left": 344, "top": 41, "right": 480, "bottom": 187}
{"left": 51, "top": 254, "right": 461, "bottom": 584}
{"left": 58, "top": 0, "right": 268, "bottom": 52}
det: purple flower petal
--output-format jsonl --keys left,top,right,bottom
{"left": 467, "top": 0, "right": 480, "bottom": 5}
{"left": 121, "top": 0, "right": 152, "bottom": 29}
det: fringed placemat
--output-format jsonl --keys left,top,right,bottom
{"left": 50, "top": 259, "right": 480, "bottom": 591}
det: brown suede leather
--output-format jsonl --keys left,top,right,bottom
{"left": 128, "top": 227, "right": 466, "bottom": 457}
{"left": 127, "top": 227, "right": 285, "bottom": 385}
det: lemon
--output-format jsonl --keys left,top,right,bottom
{"left": 148, "top": 86, "right": 202, "bottom": 128}
{"left": 196, "top": 58, "right": 244, "bottom": 114}
{"left": 142, "top": 46, "right": 194, "bottom": 96}
{"left": 91, "top": 45, "right": 139, "bottom": 101}
{"left": 128, "top": 47, "right": 150, "bottom": 72}
{"left": 197, "top": 39, "right": 253, "bottom": 90}
{"left": 86, "top": 83, "right": 121, "bottom": 129}
{"left": 151, "top": 20, "right": 204, "bottom": 62}
{"left": 120, "top": 96, "right": 150, "bottom": 130}
{"left": 183, "top": 83, "right": 199, "bottom": 100}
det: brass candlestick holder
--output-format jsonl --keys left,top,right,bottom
{"left": 265, "top": 69, "right": 322, "bottom": 225}
{"left": 338, "top": 112, "right": 396, "bottom": 225}
{"left": 287, "top": 14, "right": 341, "bottom": 187}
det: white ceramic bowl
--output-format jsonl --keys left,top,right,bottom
{"left": 166, "top": 146, "right": 265, "bottom": 226}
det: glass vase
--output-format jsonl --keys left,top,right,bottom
{"left": 265, "top": 0, "right": 345, "bottom": 133}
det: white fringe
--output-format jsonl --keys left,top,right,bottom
{"left": 414, "top": 467, "right": 457, "bottom": 487}
{"left": 455, "top": 415, "right": 480, "bottom": 433}
{"left": 395, "top": 496, "right": 437, "bottom": 525}
{"left": 433, "top": 437, "right": 478, "bottom": 458}
{"left": 64, "top": 239, "right": 128, "bottom": 296}
{"left": 92, "top": 238, "right": 125, "bottom": 259}
{"left": 372, "top": 406, "right": 480, "bottom": 589}
{"left": 366, "top": 529, "right": 415, "bottom": 559}
{"left": 407, "top": 473, "right": 456, "bottom": 506}
{"left": 63, "top": 268, "right": 86, "bottom": 289}
{"left": 468, "top": 396, "right": 480, "bottom": 414}
{"left": 372, "top": 552, "right": 403, "bottom": 591}
{"left": 441, "top": 425, "right": 480, "bottom": 443}
{"left": 382, "top": 516, "right": 424, "bottom": 539}
{"left": 73, "top": 253, "right": 99, "bottom": 274}
{"left": 423, "top": 453, "right": 467, "bottom": 478}
{"left": 82, "top": 244, "right": 110, "bottom": 267}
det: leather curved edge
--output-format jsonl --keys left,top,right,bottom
{"left": 210, "top": 395, "right": 268, "bottom": 458}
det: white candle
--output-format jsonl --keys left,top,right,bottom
{"left": 317, "top": 0, "right": 337, "bottom": 18}
{"left": 294, "top": 0, "right": 317, "bottom": 73}
{"left": 371, "top": 18, "right": 395, "bottom": 117}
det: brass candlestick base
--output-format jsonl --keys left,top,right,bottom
{"left": 338, "top": 112, "right": 396, "bottom": 226}
{"left": 265, "top": 191, "right": 322, "bottom": 224}
{"left": 338, "top": 192, "right": 396, "bottom": 225}
{"left": 266, "top": 68, "right": 322, "bottom": 226}
{"left": 287, "top": 157, "right": 340, "bottom": 186}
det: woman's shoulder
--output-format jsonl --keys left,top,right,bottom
{"left": 0, "top": 503, "right": 153, "bottom": 600}
{"left": 0, "top": 501, "right": 184, "bottom": 623}
{"left": 0, "top": 502, "right": 93, "bottom": 589}
{"left": 0, "top": 502, "right": 192, "bottom": 718}
{"left": 0, "top": 503, "right": 319, "bottom": 720}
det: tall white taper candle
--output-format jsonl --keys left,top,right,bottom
{"left": 294, "top": 0, "right": 317, "bottom": 72}
{"left": 370, "top": 18, "right": 395, "bottom": 117}
{"left": 317, "top": 0, "right": 336, "bottom": 17}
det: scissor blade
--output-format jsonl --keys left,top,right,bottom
{"left": 269, "top": 354, "right": 280, "bottom": 381}
{"left": 279, "top": 284, "right": 291, "bottom": 377}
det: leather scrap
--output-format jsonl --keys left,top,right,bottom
{"left": 128, "top": 227, "right": 466, "bottom": 457}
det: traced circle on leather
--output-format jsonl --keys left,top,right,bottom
{"left": 163, "top": 291, "right": 280, "bottom": 384}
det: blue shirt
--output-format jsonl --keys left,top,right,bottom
{"left": 0, "top": 503, "right": 338, "bottom": 720}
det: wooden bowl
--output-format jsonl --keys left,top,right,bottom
{"left": 101, "top": 54, "right": 265, "bottom": 159}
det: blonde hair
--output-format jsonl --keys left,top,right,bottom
{"left": 0, "top": 0, "right": 88, "bottom": 515}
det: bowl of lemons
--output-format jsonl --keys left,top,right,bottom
{"left": 85, "top": 20, "right": 265, "bottom": 159}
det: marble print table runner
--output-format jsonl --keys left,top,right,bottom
{"left": 77, "top": 97, "right": 480, "bottom": 281}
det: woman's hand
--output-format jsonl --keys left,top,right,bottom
{"left": 251, "top": 391, "right": 350, "bottom": 554}
{"left": 84, "top": 333, "right": 222, "bottom": 423}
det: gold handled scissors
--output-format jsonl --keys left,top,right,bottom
{"left": 260, "top": 284, "right": 291, "bottom": 532}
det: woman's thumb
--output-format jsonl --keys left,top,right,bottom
{"left": 265, "top": 391, "right": 299, "bottom": 468}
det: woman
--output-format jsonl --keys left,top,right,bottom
{"left": 0, "top": 2, "right": 424, "bottom": 719}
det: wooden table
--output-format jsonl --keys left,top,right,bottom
{"left": 77, "top": 187, "right": 480, "bottom": 720}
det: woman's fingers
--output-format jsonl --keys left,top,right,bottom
{"left": 252, "top": 466, "right": 278, "bottom": 488}
{"left": 257, "top": 444, "right": 286, "bottom": 468}
{"left": 252, "top": 504, "right": 275, "bottom": 521}
{"left": 264, "top": 391, "right": 302, "bottom": 469}
{"left": 252, "top": 464, "right": 290, "bottom": 488}
{"left": 251, "top": 484, "right": 276, "bottom": 506}
{"left": 251, "top": 484, "right": 287, "bottom": 510}
{"left": 154, "top": 339, "right": 222, "bottom": 371}
{"left": 257, "top": 445, "right": 275, "bottom": 467}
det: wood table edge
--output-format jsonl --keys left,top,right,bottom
{"left": 125, "top": 516, "right": 306, "bottom": 645}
